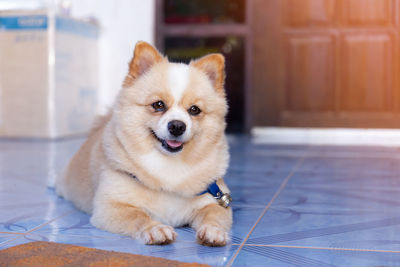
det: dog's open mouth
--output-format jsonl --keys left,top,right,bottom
{"left": 151, "top": 130, "right": 183, "bottom": 153}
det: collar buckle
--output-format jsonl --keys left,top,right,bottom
{"left": 217, "top": 193, "right": 232, "bottom": 208}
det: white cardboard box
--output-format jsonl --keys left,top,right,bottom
{"left": 0, "top": 10, "right": 99, "bottom": 138}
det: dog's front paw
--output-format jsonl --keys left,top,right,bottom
{"left": 197, "top": 224, "right": 229, "bottom": 246}
{"left": 140, "top": 224, "right": 177, "bottom": 245}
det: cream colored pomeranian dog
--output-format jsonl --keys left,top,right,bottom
{"left": 55, "top": 41, "right": 232, "bottom": 246}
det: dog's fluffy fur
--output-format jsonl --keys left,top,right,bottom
{"left": 55, "top": 42, "right": 232, "bottom": 246}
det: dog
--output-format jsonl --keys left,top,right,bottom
{"left": 55, "top": 41, "right": 232, "bottom": 246}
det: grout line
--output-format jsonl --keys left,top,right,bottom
{"left": 26, "top": 210, "right": 77, "bottom": 234}
{"left": 0, "top": 235, "right": 25, "bottom": 248}
{"left": 227, "top": 156, "right": 306, "bottom": 266}
{"left": 242, "top": 244, "right": 400, "bottom": 254}
{"left": 0, "top": 232, "right": 26, "bottom": 235}
{"left": 0, "top": 210, "right": 77, "bottom": 249}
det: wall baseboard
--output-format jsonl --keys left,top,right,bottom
{"left": 252, "top": 127, "right": 400, "bottom": 147}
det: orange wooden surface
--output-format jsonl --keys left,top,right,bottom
{"left": 253, "top": 0, "right": 400, "bottom": 128}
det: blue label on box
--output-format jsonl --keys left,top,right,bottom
{"left": 0, "top": 15, "right": 98, "bottom": 39}
{"left": 56, "top": 17, "right": 99, "bottom": 39}
{"left": 0, "top": 15, "right": 47, "bottom": 30}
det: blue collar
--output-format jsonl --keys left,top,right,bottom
{"left": 128, "top": 172, "right": 232, "bottom": 208}
{"left": 198, "top": 181, "right": 232, "bottom": 208}
{"left": 198, "top": 181, "right": 223, "bottom": 197}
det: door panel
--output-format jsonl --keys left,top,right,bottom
{"left": 252, "top": 0, "right": 400, "bottom": 128}
{"left": 341, "top": 32, "right": 395, "bottom": 111}
{"left": 341, "top": 0, "right": 393, "bottom": 26}
{"left": 284, "top": 0, "right": 336, "bottom": 27}
{"left": 285, "top": 34, "right": 336, "bottom": 111}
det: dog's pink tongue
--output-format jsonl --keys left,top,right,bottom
{"left": 166, "top": 140, "right": 183, "bottom": 148}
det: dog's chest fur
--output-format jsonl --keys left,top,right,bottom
{"left": 138, "top": 150, "right": 192, "bottom": 187}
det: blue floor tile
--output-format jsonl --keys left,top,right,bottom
{"left": 233, "top": 246, "right": 400, "bottom": 267}
{"left": 245, "top": 159, "right": 400, "bottom": 252}
{"left": 227, "top": 170, "right": 294, "bottom": 206}
{"left": 0, "top": 233, "right": 22, "bottom": 247}
{"left": 298, "top": 155, "right": 400, "bottom": 175}
{"left": 2, "top": 136, "right": 400, "bottom": 266}
{"left": 0, "top": 180, "right": 76, "bottom": 233}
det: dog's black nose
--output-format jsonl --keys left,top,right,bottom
{"left": 168, "top": 120, "right": 186, "bottom": 137}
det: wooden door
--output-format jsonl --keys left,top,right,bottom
{"left": 252, "top": 0, "right": 400, "bottom": 128}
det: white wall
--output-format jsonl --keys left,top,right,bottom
{"left": 67, "top": 0, "right": 155, "bottom": 114}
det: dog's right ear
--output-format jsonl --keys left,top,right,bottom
{"left": 123, "top": 41, "right": 163, "bottom": 87}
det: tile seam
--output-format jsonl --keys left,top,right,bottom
{"left": 227, "top": 156, "right": 306, "bottom": 266}
{"left": 0, "top": 232, "right": 25, "bottom": 235}
{"left": 0, "top": 210, "right": 77, "bottom": 249}
{"left": 26, "top": 210, "right": 78, "bottom": 234}
{"left": 242, "top": 244, "right": 400, "bottom": 254}
{"left": 0, "top": 235, "right": 25, "bottom": 249}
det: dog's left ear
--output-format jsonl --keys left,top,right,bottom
{"left": 123, "top": 41, "right": 163, "bottom": 87}
{"left": 191, "top": 54, "right": 225, "bottom": 93}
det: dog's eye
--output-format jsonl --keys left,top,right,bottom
{"left": 188, "top": 105, "right": 201, "bottom": 116}
{"left": 152, "top": 101, "right": 166, "bottom": 112}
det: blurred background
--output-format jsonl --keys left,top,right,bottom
{"left": 4, "top": 2, "right": 400, "bottom": 265}
{"left": 1, "top": 0, "right": 399, "bottom": 138}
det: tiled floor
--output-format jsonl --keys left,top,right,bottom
{"left": 1, "top": 135, "right": 400, "bottom": 266}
